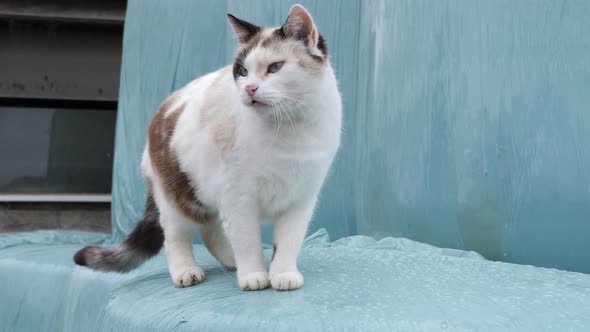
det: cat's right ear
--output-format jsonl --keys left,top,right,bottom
{"left": 227, "top": 14, "right": 260, "bottom": 44}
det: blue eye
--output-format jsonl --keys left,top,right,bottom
{"left": 238, "top": 65, "right": 248, "bottom": 77}
{"left": 268, "top": 62, "right": 284, "bottom": 74}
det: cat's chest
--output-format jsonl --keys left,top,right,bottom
{"left": 233, "top": 122, "right": 338, "bottom": 215}
{"left": 254, "top": 153, "right": 325, "bottom": 215}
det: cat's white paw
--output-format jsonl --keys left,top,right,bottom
{"left": 238, "top": 272, "right": 269, "bottom": 291}
{"left": 171, "top": 266, "right": 205, "bottom": 287}
{"left": 270, "top": 271, "right": 304, "bottom": 291}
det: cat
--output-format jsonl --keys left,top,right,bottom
{"left": 74, "top": 4, "right": 342, "bottom": 291}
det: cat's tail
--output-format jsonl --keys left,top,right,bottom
{"left": 73, "top": 191, "right": 164, "bottom": 272}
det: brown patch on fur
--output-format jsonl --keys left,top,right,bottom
{"left": 148, "top": 95, "right": 212, "bottom": 223}
{"left": 260, "top": 28, "right": 327, "bottom": 75}
{"left": 231, "top": 7, "right": 328, "bottom": 79}
{"left": 213, "top": 114, "right": 236, "bottom": 157}
{"left": 294, "top": 46, "right": 324, "bottom": 74}
{"left": 158, "top": 93, "right": 178, "bottom": 115}
{"left": 232, "top": 23, "right": 328, "bottom": 80}
{"left": 198, "top": 105, "right": 210, "bottom": 131}
{"left": 279, "top": 6, "right": 326, "bottom": 63}
{"left": 260, "top": 30, "right": 281, "bottom": 49}
{"left": 197, "top": 67, "right": 237, "bottom": 156}
{"left": 233, "top": 32, "right": 265, "bottom": 80}
{"left": 199, "top": 67, "right": 231, "bottom": 129}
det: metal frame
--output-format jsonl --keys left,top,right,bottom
{"left": 0, "top": 194, "right": 111, "bottom": 203}
{"left": 0, "top": 0, "right": 126, "bottom": 25}
{"left": 0, "top": 1, "right": 124, "bottom": 205}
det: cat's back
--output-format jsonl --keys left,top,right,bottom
{"left": 146, "top": 65, "right": 235, "bottom": 149}
{"left": 150, "top": 65, "right": 234, "bottom": 127}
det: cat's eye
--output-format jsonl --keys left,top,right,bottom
{"left": 238, "top": 65, "right": 248, "bottom": 77}
{"left": 268, "top": 62, "right": 284, "bottom": 74}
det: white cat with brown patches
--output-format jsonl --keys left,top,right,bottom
{"left": 74, "top": 4, "right": 341, "bottom": 291}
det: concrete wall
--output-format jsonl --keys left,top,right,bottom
{"left": 0, "top": 1, "right": 124, "bottom": 101}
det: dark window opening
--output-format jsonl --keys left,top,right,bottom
{"left": 0, "top": 101, "right": 116, "bottom": 195}
{"left": 0, "top": 1, "right": 126, "bottom": 232}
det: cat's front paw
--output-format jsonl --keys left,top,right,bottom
{"left": 238, "top": 272, "right": 269, "bottom": 291}
{"left": 270, "top": 271, "right": 304, "bottom": 291}
{"left": 171, "top": 266, "right": 205, "bottom": 287}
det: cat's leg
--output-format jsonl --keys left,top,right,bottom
{"left": 269, "top": 198, "right": 317, "bottom": 291}
{"left": 162, "top": 212, "right": 205, "bottom": 287}
{"left": 200, "top": 220, "right": 236, "bottom": 270}
{"left": 153, "top": 184, "right": 204, "bottom": 287}
{"left": 221, "top": 202, "right": 268, "bottom": 291}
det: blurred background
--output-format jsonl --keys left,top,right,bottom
{"left": 0, "top": 0, "right": 126, "bottom": 233}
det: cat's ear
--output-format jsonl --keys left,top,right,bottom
{"left": 227, "top": 14, "right": 260, "bottom": 44}
{"left": 280, "top": 4, "right": 318, "bottom": 48}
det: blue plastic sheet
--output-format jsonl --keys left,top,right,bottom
{"left": 1, "top": 229, "right": 590, "bottom": 331}
{"left": 110, "top": 0, "right": 590, "bottom": 272}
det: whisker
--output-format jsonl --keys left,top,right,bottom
{"left": 278, "top": 100, "right": 295, "bottom": 131}
{"left": 264, "top": 92, "right": 313, "bottom": 129}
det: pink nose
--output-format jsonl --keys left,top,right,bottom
{"left": 245, "top": 84, "right": 258, "bottom": 97}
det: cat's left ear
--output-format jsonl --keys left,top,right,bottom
{"left": 280, "top": 4, "right": 319, "bottom": 49}
{"left": 227, "top": 14, "right": 260, "bottom": 44}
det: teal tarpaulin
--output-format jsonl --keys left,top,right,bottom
{"left": 2, "top": 229, "right": 590, "bottom": 331}
{"left": 111, "top": 0, "right": 590, "bottom": 273}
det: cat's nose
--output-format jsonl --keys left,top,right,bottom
{"left": 245, "top": 84, "right": 258, "bottom": 97}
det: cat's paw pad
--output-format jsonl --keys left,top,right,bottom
{"left": 238, "top": 272, "right": 269, "bottom": 291}
{"left": 172, "top": 266, "right": 205, "bottom": 287}
{"left": 270, "top": 271, "right": 304, "bottom": 291}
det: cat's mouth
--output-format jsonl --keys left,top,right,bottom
{"left": 251, "top": 99, "right": 270, "bottom": 109}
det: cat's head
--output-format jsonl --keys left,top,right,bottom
{"left": 228, "top": 4, "right": 329, "bottom": 113}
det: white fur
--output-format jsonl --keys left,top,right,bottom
{"left": 142, "top": 9, "right": 341, "bottom": 291}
